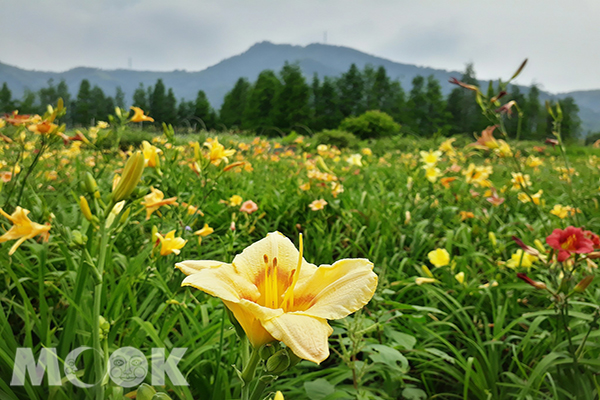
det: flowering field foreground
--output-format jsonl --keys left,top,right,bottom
{"left": 0, "top": 103, "right": 600, "bottom": 400}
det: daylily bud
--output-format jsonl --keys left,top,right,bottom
{"left": 119, "top": 206, "right": 131, "bottom": 224}
{"left": 79, "top": 196, "right": 93, "bottom": 221}
{"left": 223, "top": 161, "right": 245, "bottom": 172}
{"left": 112, "top": 151, "right": 145, "bottom": 202}
{"left": 99, "top": 315, "right": 110, "bottom": 340}
{"left": 136, "top": 383, "right": 157, "bottom": 400}
{"left": 152, "top": 393, "right": 173, "bottom": 400}
{"left": 534, "top": 239, "right": 546, "bottom": 253}
{"left": 259, "top": 343, "right": 277, "bottom": 360}
{"left": 574, "top": 275, "right": 594, "bottom": 293}
{"left": 489, "top": 232, "right": 497, "bottom": 248}
{"left": 517, "top": 273, "right": 547, "bottom": 290}
{"left": 84, "top": 172, "right": 98, "bottom": 193}
{"left": 151, "top": 226, "right": 159, "bottom": 244}
{"left": 265, "top": 349, "right": 291, "bottom": 375}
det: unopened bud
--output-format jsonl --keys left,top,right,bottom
{"left": 223, "top": 161, "right": 245, "bottom": 172}
{"left": 489, "top": 232, "right": 497, "bottom": 248}
{"left": 259, "top": 343, "right": 276, "bottom": 360}
{"left": 574, "top": 275, "right": 594, "bottom": 293}
{"left": 112, "top": 151, "right": 145, "bottom": 202}
{"left": 84, "top": 172, "right": 98, "bottom": 193}
{"left": 136, "top": 383, "right": 157, "bottom": 400}
{"left": 265, "top": 349, "right": 291, "bottom": 375}
{"left": 119, "top": 206, "right": 131, "bottom": 224}
{"left": 79, "top": 196, "right": 93, "bottom": 221}
{"left": 517, "top": 273, "right": 547, "bottom": 290}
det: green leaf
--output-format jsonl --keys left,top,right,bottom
{"left": 304, "top": 378, "right": 336, "bottom": 400}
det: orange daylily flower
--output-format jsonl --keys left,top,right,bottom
{"left": 28, "top": 120, "right": 59, "bottom": 135}
{"left": 0, "top": 207, "right": 51, "bottom": 255}
{"left": 468, "top": 126, "right": 499, "bottom": 150}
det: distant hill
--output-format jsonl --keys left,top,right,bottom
{"left": 2, "top": 41, "right": 600, "bottom": 132}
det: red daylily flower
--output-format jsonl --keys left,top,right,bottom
{"left": 546, "top": 226, "right": 594, "bottom": 262}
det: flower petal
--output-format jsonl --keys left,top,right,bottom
{"left": 176, "top": 260, "right": 225, "bottom": 275}
{"left": 292, "top": 258, "right": 378, "bottom": 320}
{"left": 261, "top": 311, "right": 333, "bottom": 364}
{"left": 224, "top": 300, "right": 279, "bottom": 347}
{"left": 181, "top": 263, "right": 261, "bottom": 303}
{"left": 232, "top": 231, "right": 317, "bottom": 285}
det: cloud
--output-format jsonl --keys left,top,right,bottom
{"left": 1, "top": 0, "right": 599, "bottom": 92}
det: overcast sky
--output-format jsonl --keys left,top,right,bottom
{"left": 0, "top": 0, "right": 597, "bottom": 94}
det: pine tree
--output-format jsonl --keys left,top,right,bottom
{"left": 115, "top": 86, "right": 126, "bottom": 109}
{"left": 177, "top": 99, "right": 194, "bottom": 125}
{"left": 193, "top": 90, "right": 216, "bottom": 130}
{"left": 0, "top": 82, "right": 15, "bottom": 113}
{"left": 406, "top": 75, "right": 427, "bottom": 135}
{"left": 558, "top": 97, "right": 581, "bottom": 141}
{"left": 369, "top": 66, "right": 394, "bottom": 112}
{"left": 362, "top": 64, "right": 376, "bottom": 110}
{"left": 424, "top": 75, "right": 451, "bottom": 136}
{"left": 525, "top": 85, "right": 543, "bottom": 139}
{"left": 337, "top": 64, "right": 365, "bottom": 117}
{"left": 164, "top": 88, "right": 178, "bottom": 125}
{"left": 314, "top": 76, "right": 343, "bottom": 131}
{"left": 150, "top": 79, "right": 168, "bottom": 124}
{"left": 73, "top": 79, "right": 93, "bottom": 126}
{"left": 38, "top": 79, "right": 58, "bottom": 114}
{"left": 220, "top": 78, "right": 251, "bottom": 128}
{"left": 132, "top": 83, "right": 149, "bottom": 111}
{"left": 19, "top": 90, "right": 37, "bottom": 114}
{"left": 273, "top": 63, "right": 310, "bottom": 133}
{"left": 243, "top": 70, "right": 281, "bottom": 132}
{"left": 446, "top": 63, "right": 483, "bottom": 135}
{"left": 387, "top": 80, "right": 406, "bottom": 124}
{"left": 90, "top": 86, "right": 109, "bottom": 122}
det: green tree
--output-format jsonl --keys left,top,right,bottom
{"left": 525, "top": 85, "right": 544, "bottom": 139}
{"left": 18, "top": 90, "right": 37, "bottom": 114}
{"left": 368, "top": 66, "right": 395, "bottom": 112}
{"left": 73, "top": 79, "right": 93, "bottom": 126}
{"left": 386, "top": 80, "right": 407, "bottom": 124}
{"left": 243, "top": 70, "right": 281, "bottom": 132}
{"left": 164, "top": 88, "right": 178, "bottom": 125}
{"left": 313, "top": 76, "right": 343, "bottom": 131}
{"left": 273, "top": 63, "right": 310, "bottom": 133}
{"left": 446, "top": 63, "right": 484, "bottom": 135}
{"left": 0, "top": 82, "right": 16, "bottom": 112}
{"left": 337, "top": 63, "right": 365, "bottom": 117}
{"left": 132, "top": 83, "right": 149, "bottom": 111}
{"left": 193, "top": 90, "right": 216, "bottom": 130}
{"left": 150, "top": 79, "right": 168, "bottom": 124}
{"left": 177, "top": 99, "right": 194, "bottom": 126}
{"left": 406, "top": 75, "right": 427, "bottom": 134}
{"left": 115, "top": 86, "right": 126, "bottom": 109}
{"left": 558, "top": 97, "right": 581, "bottom": 141}
{"left": 220, "top": 78, "right": 251, "bottom": 128}
{"left": 38, "top": 79, "right": 57, "bottom": 109}
{"left": 424, "top": 75, "right": 451, "bottom": 135}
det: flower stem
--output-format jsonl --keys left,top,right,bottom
{"left": 92, "top": 216, "right": 110, "bottom": 399}
{"left": 241, "top": 347, "right": 261, "bottom": 400}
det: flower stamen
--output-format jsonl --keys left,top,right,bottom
{"left": 282, "top": 234, "right": 303, "bottom": 310}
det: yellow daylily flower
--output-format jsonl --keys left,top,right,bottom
{"left": 0, "top": 207, "right": 51, "bottom": 255}
{"left": 505, "top": 249, "right": 538, "bottom": 269}
{"left": 141, "top": 140, "right": 162, "bottom": 168}
{"left": 273, "top": 391, "right": 284, "bottom": 400}
{"left": 229, "top": 195, "right": 243, "bottom": 206}
{"left": 176, "top": 232, "right": 378, "bottom": 364}
{"left": 455, "top": 271, "right": 465, "bottom": 284}
{"left": 428, "top": 248, "right": 450, "bottom": 268}
{"left": 194, "top": 223, "right": 214, "bottom": 245}
{"left": 420, "top": 150, "right": 442, "bottom": 165}
{"left": 157, "top": 230, "right": 187, "bottom": 256}
{"left": 204, "top": 137, "right": 236, "bottom": 166}
{"left": 129, "top": 106, "right": 154, "bottom": 123}
{"left": 141, "top": 187, "right": 178, "bottom": 220}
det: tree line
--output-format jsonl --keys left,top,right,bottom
{"left": 0, "top": 63, "right": 582, "bottom": 140}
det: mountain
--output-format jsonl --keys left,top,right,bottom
{"left": 2, "top": 41, "right": 600, "bottom": 132}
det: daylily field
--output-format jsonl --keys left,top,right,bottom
{"left": 1, "top": 100, "right": 600, "bottom": 400}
